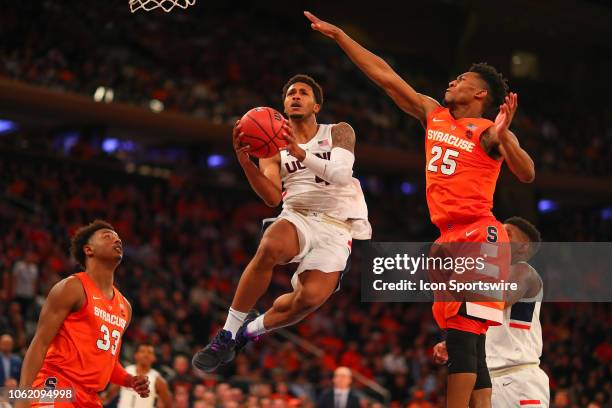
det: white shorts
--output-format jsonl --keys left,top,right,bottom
{"left": 491, "top": 366, "right": 550, "bottom": 407}
{"left": 277, "top": 209, "right": 352, "bottom": 290}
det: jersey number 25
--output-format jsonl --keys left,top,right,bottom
{"left": 427, "top": 146, "right": 459, "bottom": 175}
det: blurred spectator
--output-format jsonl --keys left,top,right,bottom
{"left": 0, "top": 334, "right": 21, "bottom": 385}
{"left": 406, "top": 389, "right": 434, "bottom": 408}
{"left": 12, "top": 251, "right": 39, "bottom": 319}
{"left": 316, "top": 367, "right": 360, "bottom": 408}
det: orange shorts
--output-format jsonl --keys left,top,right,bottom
{"left": 431, "top": 217, "right": 510, "bottom": 333}
{"left": 31, "top": 369, "right": 102, "bottom": 407}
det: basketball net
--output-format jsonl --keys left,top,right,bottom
{"left": 129, "top": 0, "right": 195, "bottom": 13}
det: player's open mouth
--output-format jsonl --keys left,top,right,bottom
{"left": 290, "top": 103, "right": 301, "bottom": 108}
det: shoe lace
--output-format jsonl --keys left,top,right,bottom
{"left": 210, "top": 331, "right": 231, "bottom": 351}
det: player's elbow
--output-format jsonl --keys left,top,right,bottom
{"left": 263, "top": 194, "right": 282, "bottom": 207}
{"left": 519, "top": 167, "right": 535, "bottom": 183}
{"left": 327, "top": 168, "right": 353, "bottom": 186}
{"left": 333, "top": 172, "right": 353, "bottom": 186}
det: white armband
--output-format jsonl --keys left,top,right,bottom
{"left": 301, "top": 147, "right": 354, "bottom": 186}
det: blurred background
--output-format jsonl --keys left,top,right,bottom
{"left": 0, "top": 0, "right": 610, "bottom": 407}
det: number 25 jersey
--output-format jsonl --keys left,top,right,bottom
{"left": 425, "top": 107, "right": 502, "bottom": 230}
{"left": 37, "top": 272, "right": 129, "bottom": 392}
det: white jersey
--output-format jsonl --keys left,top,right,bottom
{"left": 117, "top": 365, "right": 159, "bottom": 408}
{"left": 486, "top": 262, "right": 543, "bottom": 370}
{"left": 280, "top": 123, "right": 370, "bottom": 238}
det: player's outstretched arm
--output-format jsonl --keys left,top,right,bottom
{"left": 19, "top": 277, "right": 84, "bottom": 388}
{"left": 305, "top": 11, "right": 440, "bottom": 124}
{"left": 232, "top": 120, "right": 282, "bottom": 207}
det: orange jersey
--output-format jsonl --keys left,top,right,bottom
{"left": 35, "top": 272, "right": 130, "bottom": 395}
{"left": 425, "top": 107, "right": 501, "bottom": 230}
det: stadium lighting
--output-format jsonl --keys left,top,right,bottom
{"left": 149, "top": 99, "right": 164, "bottom": 113}
{"left": 601, "top": 207, "right": 612, "bottom": 220}
{"left": 93, "top": 86, "right": 114, "bottom": 103}
{"left": 538, "top": 199, "right": 558, "bottom": 213}
{"left": 94, "top": 86, "right": 106, "bottom": 102}
{"left": 102, "top": 138, "right": 119, "bottom": 153}
{"left": 0, "top": 119, "right": 18, "bottom": 134}
{"left": 207, "top": 154, "right": 226, "bottom": 168}
{"left": 400, "top": 182, "right": 416, "bottom": 195}
{"left": 104, "top": 88, "right": 114, "bottom": 103}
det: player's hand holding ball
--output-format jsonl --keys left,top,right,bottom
{"left": 236, "top": 107, "right": 287, "bottom": 159}
{"left": 128, "top": 375, "right": 150, "bottom": 398}
{"left": 282, "top": 121, "right": 306, "bottom": 162}
{"left": 232, "top": 120, "right": 252, "bottom": 167}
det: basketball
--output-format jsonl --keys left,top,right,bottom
{"left": 239, "top": 107, "right": 287, "bottom": 158}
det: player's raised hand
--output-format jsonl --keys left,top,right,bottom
{"left": 304, "top": 11, "right": 342, "bottom": 39}
{"left": 232, "top": 120, "right": 251, "bottom": 166}
{"left": 433, "top": 341, "right": 448, "bottom": 365}
{"left": 495, "top": 92, "right": 518, "bottom": 135}
{"left": 282, "top": 120, "right": 306, "bottom": 161}
{"left": 130, "top": 375, "right": 150, "bottom": 398}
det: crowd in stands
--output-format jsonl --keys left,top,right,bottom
{"left": 1, "top": 2, "right": 611, "bottom": 177}
{"left": 0, "top": 149, "right": 610, "bottom": 407}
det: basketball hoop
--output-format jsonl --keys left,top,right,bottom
{"left": 129, "top": 0, "right": 195, "bottom": 13}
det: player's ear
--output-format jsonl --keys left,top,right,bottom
{"left": 313, "top": 103, "right": 321, "bottom": 114}
{"left": 518, "top": 242, "right": 530, "bottom": 258}
{"left": 83, "top": 243, "right": 94, "bottom": 258}
{"left": 474, "top": 88, "right": 488, "bottom": 101}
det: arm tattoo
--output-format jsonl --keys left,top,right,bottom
{"left": 480, "top": 127, "right": 502, "bottom": 159}
{"left": 331, "top": 122, "right": 356, "bottom": 153}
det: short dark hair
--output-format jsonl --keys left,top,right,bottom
{"left": 504, "top": 216, "right": 542, "bottom": 255}
{"left": 469, "top": 63, "right": 509, "bottom": 119}
{"left": 135, "top": 342, "right": 154, "bottom": 352}
{"left": 70, "top": 220, "right": 115, "bottom": 269}
{"left": 281, "top": 74, "right": 324, "bottom": 106}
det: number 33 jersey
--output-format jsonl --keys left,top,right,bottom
{"left": 280, "top": 123, "right": 369, "bottom": 227}
{"left": 425, "top": 107, "right": 501, "bottom": 230}
{"left": 37, "top": 272, "right": 130, "bottom": 392}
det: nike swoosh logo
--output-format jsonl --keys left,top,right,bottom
{"left": 93, "top": 296, "right": 102, "bottom": 300}
{"left": 465, "top": 228, "right": 479, "bottom": 237}
{"left": 432, "top": 118, "right": 445, "bottom": 122}
{"left": 502, "top": 381, "right": 512, "bottom": 386}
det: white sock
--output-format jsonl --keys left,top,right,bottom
{"left": 245, "top": 314, "right": 267, "bottom": 337}
{"left": 223, "top": 308, "right": 248, "bottom": 339}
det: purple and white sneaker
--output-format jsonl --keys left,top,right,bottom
{"left": 235, "top": 310, "right": 261, "bottom": 353}
{"left": 192, "top": 329, "right": 236, "bottom": 372}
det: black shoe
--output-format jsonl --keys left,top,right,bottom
{"left": 235, "top": 310, "right": 261, "bottom": 353}
{"left": 192, "top": 329, "right": 236, "bottom": 372}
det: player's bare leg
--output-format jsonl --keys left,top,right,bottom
{"left": 231, "top": 219, "right": 300, "bottom": 312}
{"left": 256, "top": 269, "right": 340, "bottom": 330}
{"left": 447, "top": 373, "right": 477, "bottom": 408}
{"left": 192, "top": 219, "right": 299, "bottom": 372}
{"left": 469, "top": 388, "right": 492, "bottom": 408}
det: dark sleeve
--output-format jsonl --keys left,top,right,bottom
{"left": 316, "top": 389, "right": 333, "bottom": 408}
{"left": 348, "top": 391, "right": 361, "bottom": 408}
